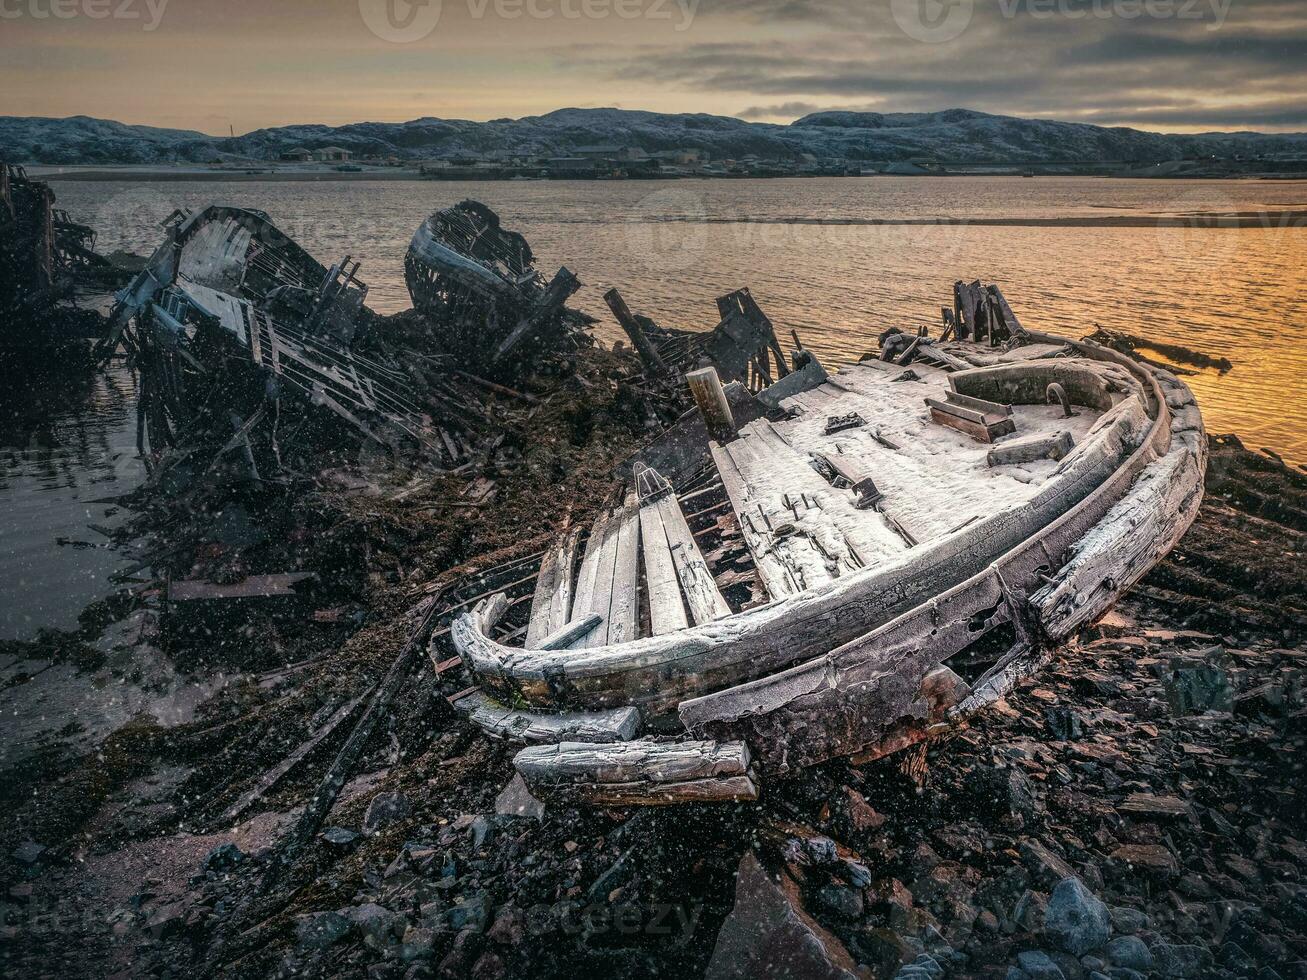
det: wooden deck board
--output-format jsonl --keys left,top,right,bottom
{"left": 639, "top": 502, "right": 691, "bottom": 636}
{"left": 567, "top": 507, "right": 615, "bottom": 648}
{"left": 656, "top": 494, "right": 732, "bottom": 625}
{"left": 606, "top": 491, "right": 642, "bottom": 645}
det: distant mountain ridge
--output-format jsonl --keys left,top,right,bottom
{"left": 4, "top": 107, "right": 1306, "bottom": 166}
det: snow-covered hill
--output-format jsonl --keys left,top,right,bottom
{"left": 3, "top": 107, "right": 1305, "bottom": 166}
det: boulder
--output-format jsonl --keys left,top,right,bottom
{"left": 706, "top": 853, "right": 868, "bottom": 980}
{"left": 1104, "top": 935, "right": 1152, "bottom": 972}
{"left": 1151, "top": 944, "right": 1213, "bottom": 978}
{"left": 1016, "top": 950, "right": 1066, "bottom": 980}
{"left": 202, "top": 842, "right": 246, "bottom": 874}
{"left": 363, "top": 792, "right": 411, "bottom": 836}
{"left": 1044, "top": 878, "right": 1110, "bottom": 957}
{"left": 296, "top": 911, "right": 353, "bottom": 950}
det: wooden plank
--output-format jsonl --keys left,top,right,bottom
{"left": 578, "top": 511, "right": 622, "bottom": 649}
{"left": 514, "top": 739, "right": 757, "bottom": 805}
{"left": 929, "top": 407, "right": 1016, "bottom": 444}
{"left": 639, "top": 501, "right": 690, "bottom": 636}
{"left": 547, "top": 527, "right": 583, "bottom": 640}
{"left": 944, "top": 389, "right": 1013, "bottom": 418}
{"left": 987, "top": 431, "right": 1075, "bottom": 467}
{"left": 539, "top": 614, "right": 603, "bottom": 650}
{"left": 458, "top": 691, "right": 640, "bottom": 744}
{"left": 567, "top": 508, "right": 614, "bottom": 646}
{"left": 525, "top": 536, "right": 563, "bottom": 650}
{"left": 606, "top": 491, "right": 642, "bottom": 645}
{"left": 656, "top": 494, "right": 732, "bottom": 625}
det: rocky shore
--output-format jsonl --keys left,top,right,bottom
{"left": 0, "top": 432, "right": 1302, "bottom": 980}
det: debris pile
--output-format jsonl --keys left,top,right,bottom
{"left": 0, "top": 163, "right": 124, "bottom": 345}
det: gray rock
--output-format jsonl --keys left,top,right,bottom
{"left": 468, "top": 815, "right": 496, "bottom": 849}
{"left": 1107, "top": 906, "right": 1149, "bottom": 935}
{"left": 1104, "top": 936, "right": 1152, "bottom": 972}
{"left": 1165, "top": 652, "right": 1233, "bottom": 715}
{"left": 348, "top": 903, "right": 401, "bottom": 943}
{"left": 1105, "top": 969, "right": 1145, "bottom": 980}
{"left": 296, "top": 911, "right": 353, "bottom": 950}
{"left": 494, "top": 774, "right": 545, "bottom": 821}
{"left": 1044, "top": 878, "right": 1111, "bottom": 956}
{"left": 706, "top": 853, "right": 864, "bottom": 980}
{"left": 816, "top": 883, "right": 864, "bottom": 919}
{"left": 1151, "top": 944, "right": 1213, "bottom": 978}
{"left": 441, "top": 892, "right": 491, "bottom": 933}
{"left": 13, "top": 841, "right": 44, "bottom": 865}
{"left": 202, "top": 842, "right": 246, "bottom": 873}
{"left": 908, "top": 953, "right": 944, "bottom": 978}
{"left": 322, "top": 826, "right": 360, "bottom": 847}
{"left": 399, "top": 925, "right": 435, "bottom": 961}
{"left": 1014, "top": 889, "right": 1049, "bottom": 932}
{"left": 363, "top": 792, "right": 411, "bottom": 835}
{"left": 1017, "top": 950, "right": 1067, "bottom": 980}
{"left": 1021, "top": 841, "right": 1076, "bottom": 887}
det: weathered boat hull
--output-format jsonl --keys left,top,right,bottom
{"left": 448, "top": 323, "right": 1206, "bottom": 806}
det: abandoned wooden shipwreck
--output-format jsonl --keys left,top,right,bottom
{"left": 1, "top": 163, "right": 123, "bottom": 339}
{"left": 444, "top": 281, "right": 1208, "bottom": 807}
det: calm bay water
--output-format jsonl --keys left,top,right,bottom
{"left": 3, "top": 175, "right": 1303, "bottom": 639}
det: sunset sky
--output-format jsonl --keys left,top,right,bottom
{"left": 1, "top": 0, "right": 1304, "bottom": 134}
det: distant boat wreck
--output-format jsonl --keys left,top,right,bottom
{"left": 446, "top": 282, "right": 1207, "bottom": 807}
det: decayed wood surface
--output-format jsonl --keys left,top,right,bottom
{"left": 683, "top": 357, "right": 1200, "bottom": 776}
{"left": 640, "top": 498, "right": 691, "bottom": 636}
{"left": 987, "top": 431, "right": 1075, "bottom": 467}
{"left": 514, "top": 739, "right": 758, "bottom": 804}
{"left": 457, "top": 388, "right": 1152, "bottom": 717}
{"left": 456, "top": 691, "right": 641, "bottom": 744}
{"left": 525, "top": 525, "right": 582, "bottom": 649}
{"left": 452, "top": 327, "right": 1204, "bottom": 803}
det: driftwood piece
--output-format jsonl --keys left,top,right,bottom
{"left": 514, "top": 739, "right": 757, "bottom": 805}
{"left": 265, "top": 596, "right": 442, "bottom": 888}
{"left": 604, "top": 288, "right": 669, "bottom": 377}
{"left": 539, "top": 614, "right": 603, "bottom": 650}
{"left": 219, "top": 692, "right": 370, "bottom": 825}
{"left": 457, "top": 691, "right": 640, "bottom": 744}
{"left": 640, "top": 497, "right": 691, "bottom": 636}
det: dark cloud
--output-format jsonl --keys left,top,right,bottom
{"left": 558, "top": 0, "right": 1307, "bottom": 131}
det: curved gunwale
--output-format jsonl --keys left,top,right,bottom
{"left": 454, "top": 331, "right": 1174, "bottom": 719}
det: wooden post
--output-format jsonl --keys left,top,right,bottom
{"left": 604, "top": 288, "right": 668, "bottom": 377}
{"left": 687, "top": 367, "right": 738, "bottom": 442}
